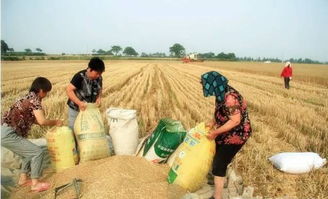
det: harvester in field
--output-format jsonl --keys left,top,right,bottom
{"left": 182, "top": 53, "right": 205, "bottom": 63}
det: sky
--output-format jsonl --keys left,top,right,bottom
{"left": 1, "top": 0, "right": 328, "bottom": 62}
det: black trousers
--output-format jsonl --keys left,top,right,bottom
{"left": 212, "top": 144, "right": 244, "bottom": 177}
{"left": 284, "top": 77, "right": 290, "bottom": 89}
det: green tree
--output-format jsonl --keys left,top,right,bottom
{"left": 123, "top": 47, "right": 138, "bottom": 56}
{"left": 216, "top": 52, "right": 236, "bottom": 60}
{"left": 25, "top": 48, "right": 32, "bottom": 53}
{"left": 200, "top": 52, "right": 215, "bottom": 58}
{"left": 36, "top": 48, "right": 42, "bottom": 53}
{"left": 8, "top": 48, "right": 14, "bottom": 52}
{"left": 227, "top": 53, "right": 236, "bottom": 60}
{"left": 111, "top": 45, "right": 122, "bottom": 56}
{"left": 169, "top": 43, "right": 185, "bottom": 57}
{"left": 1, "top": 40, "right": 9, "bottom": 54}
{"left": 141, "top": 52, "right": 149, "bottom": 57}
{"left": 97, "top": 49, "right": 106, "bottom": 54}
{"left": 92, "top": 49, "right": 97, "bottom": 54}
{"left": 106, "top": 50, "right": 113, "bottom": 55}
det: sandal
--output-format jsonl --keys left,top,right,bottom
{"left": 31, "top": 182, "right": 51, "bottom": 192}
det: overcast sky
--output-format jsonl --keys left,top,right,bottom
{"left": 1, "top": 0, "right": 328, "bottom": 62}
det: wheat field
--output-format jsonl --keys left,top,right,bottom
{"left": 1, "top": 60, "right": 328, "bottom": 198}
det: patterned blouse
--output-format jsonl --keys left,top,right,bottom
{"left": 1, "top": 92, "right": 42, "bottom": 137}
{"left": 214, "top": 86, "right": 252, "bottom": 145}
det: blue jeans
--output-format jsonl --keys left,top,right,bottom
{"left": 68, "top": 107, "right": 79, "bottom": 130}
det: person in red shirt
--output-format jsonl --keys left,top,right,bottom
{"left": 280, "top": 62, "right": 293, "bottom": 89}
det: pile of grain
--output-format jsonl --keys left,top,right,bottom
{"left": 10, "top": 156, "right": 186, "bottom": 199}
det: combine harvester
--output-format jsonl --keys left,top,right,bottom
{"left": 182, "top": 53, "right": 205, "bottom": 63}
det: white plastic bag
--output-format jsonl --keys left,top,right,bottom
{"left": 269, "top": 152, "right": 326, "bottom": 174}
{"left": 106, "top": 107, "right": 139, "bottom": 155}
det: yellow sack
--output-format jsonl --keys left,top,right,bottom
{"left": 167, "top": 123, "right": 215, "bottom": 192}
{"left": 74, "top": 103, "right": 110, "bottom": 162}
{"left": 46, "top": 126, "right": 77, "bottom": 172}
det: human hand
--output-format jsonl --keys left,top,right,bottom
{"left": 96, "top": 98, "right": 101, "bottom": 106}
{"left": 289, "top": 77, "right": 292, "bottom": 80}
{"left": 205, "top": 120, "right": 215, "bottom": 130}
{"left": 206, "top": 131, "right": 217, "bottom": 140}
{"left": 56, "top": 120, "right": 63, "bottom": 127}
{"left": 79, "top": 102, "right": 87, "bottom": 111}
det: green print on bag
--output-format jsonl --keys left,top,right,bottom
{"left": 142, "top": 118, "right": 186, "bottom": 161}
{"left": 74, "top": 103, "right": 110, "bottom": 162}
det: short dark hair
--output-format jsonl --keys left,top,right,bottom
{"left": 88, "top": 57, "right": 105, "bottom": 73}
{"left": 29, "top": 77, "right": 52, "bottom": 93}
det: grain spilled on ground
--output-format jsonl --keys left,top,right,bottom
{"left": 11, "top": 156, "right": 185, "bottom": 199}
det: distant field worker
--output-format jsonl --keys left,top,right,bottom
{"left": 280, "top": 61, "right": 293, "bottom": 89}
{"left": 66, "top": 57, "right": 105, "bottom": 130}
{"left": 1, "top": 77, "right": 63, "bottom": 192}
{"left": 200, "top": 71, "right": 252, "bottom": 199}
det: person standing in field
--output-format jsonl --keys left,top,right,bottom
{"left": 200, "top": 71, "right": 252, "bottom": 199}
{"left": 1, "top": 77, "right": 63, "bottom": 192}
{"left": 280, "top": 61, "right": 293, "bottom": 89}
{"left": 66, "top": 57, "right": 105, "bottom": 130}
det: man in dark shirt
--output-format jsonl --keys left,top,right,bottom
{"left": 66, "top": 57, "right": 105, "bottom": 130}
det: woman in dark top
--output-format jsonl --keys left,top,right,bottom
{"left": 200, "top": 71, "right": 251, "bottom": 199}
{"left": 1, "top": 77, "right": 63, "bottom": 192}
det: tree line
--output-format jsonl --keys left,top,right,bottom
{"left": 1, "top": 40, "right": 45, "bottom": 56}
{"left": 1, "top": 40, "right": 326, "bottom": 64}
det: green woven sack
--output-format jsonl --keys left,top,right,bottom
{"left": 143, "top": 118, "right": 186, "bottom": 163}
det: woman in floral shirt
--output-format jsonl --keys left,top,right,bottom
{"left": 200, "top": 71, "right": 251, "bottom": 199}
{"left": 1, "top": 77, "right": 63, "bottom": 192}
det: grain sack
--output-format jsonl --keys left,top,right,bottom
{"left": 167, "top": 123, "right": 215, "bottom": 192}
{"left": 136, "top": 118, "right": 186, "bottom": 163}
{"left": 106, "top": 107, "right": 139, "bottom": 155}
{"left": 74, "top": 103, "right": 110, "bottom": 162}
{"left": 269, "top": 152, "right": 327, "bottom": 174}
{"left": 46, "top": 126, "right": 77, "bottom": 172}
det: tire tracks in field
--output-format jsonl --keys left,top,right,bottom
{"left": 162, "top": 68, "right": 205, "bottom": 128}
{"left": 101, "top": 64, "right": 146, "bottom": 100}
{"left": 242, "top": 84, "right": 328, "bottom": 157}
{"left": 160, "top": 64, "right": 212, "bottom": 127}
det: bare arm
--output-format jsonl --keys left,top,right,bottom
{"left": 66, "top": 83, "right": 86, "bottom": 110}
{"left": 207, "top": 112, "right": 241, "bottom": 140}
{"left": 33, "top": 110, "right": 63, "bottom": 126}
{"left": 95, "top": 88, "right": 102, "bottom": 105}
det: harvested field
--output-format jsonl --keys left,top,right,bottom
{"left": 2, "top": 60, "right": 328, "bottom": 198}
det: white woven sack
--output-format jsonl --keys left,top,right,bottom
{"left": 269, "top": 152, "right": 327, "bottom": 174}
{"left": 106, "top": 107, "right": 139, "bottom": 155}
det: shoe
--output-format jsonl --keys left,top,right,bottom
{"left": 31, "top": 182, "right": 50, "bottom": 192}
